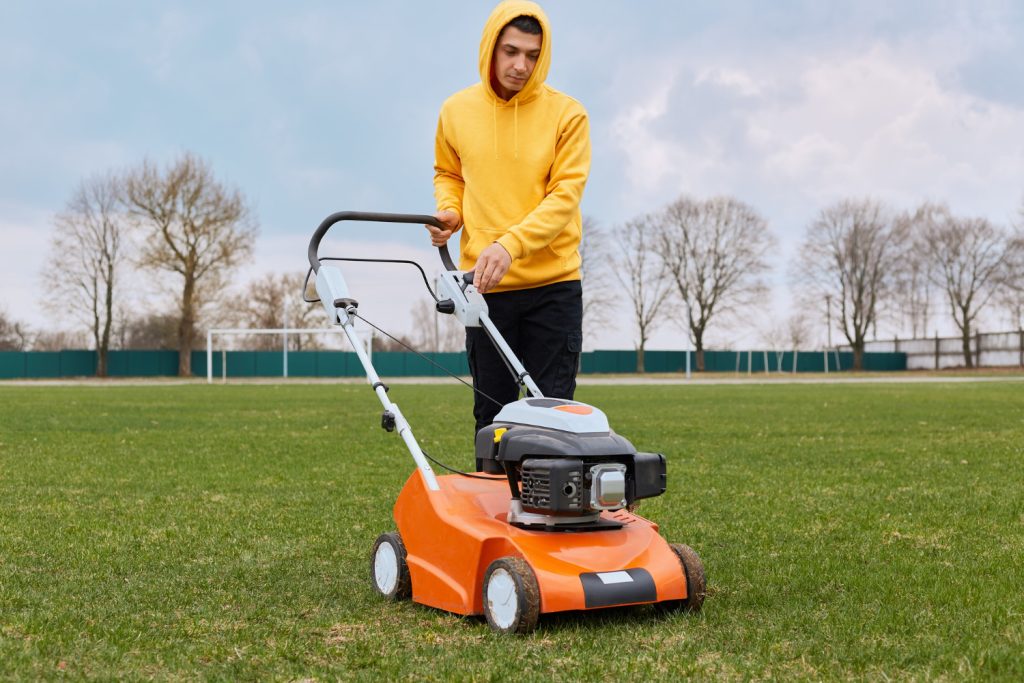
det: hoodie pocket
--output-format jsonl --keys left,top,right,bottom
{"left": 466, "top": 227, "right": 505, "bottom": 263}
{"left": 544, "top": 219, "right": 582, "bottom": 263}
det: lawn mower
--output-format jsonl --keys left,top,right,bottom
{"left": 307, "top": 211, "right": 705, "bottom": 634}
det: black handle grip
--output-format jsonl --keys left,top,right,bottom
{"left": 308, "top": 211, "right": 457, "bottom": 273}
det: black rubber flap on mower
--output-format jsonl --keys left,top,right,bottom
{"left": 579, "top": 568, "right": 657, "bottom": 608}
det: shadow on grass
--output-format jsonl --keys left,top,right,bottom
{"left": 541, "top": 604, "right": 705, "bottom": 632}
{"left": 406, "top": 601, "right": 704, "bottom": 636}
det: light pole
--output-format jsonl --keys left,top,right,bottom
{"left": 825, "top": 294, "right": 833, "bottom": 348}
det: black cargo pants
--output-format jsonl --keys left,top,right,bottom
{"left": 466, "top": 280, "right": 583, "bottom": 435}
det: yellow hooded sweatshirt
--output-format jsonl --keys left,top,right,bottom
{"left": 433, "top": 0, "right": 591, "bottom": 292}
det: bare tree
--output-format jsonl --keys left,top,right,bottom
{"left": 409, "top": 299, "right": 464, "bottom": 352}
{"left": 44, "top": 173, "right": 126, "bottom": 376}
{"left": 224, "top": 272, "right": 322, "bottom": 350}
{"left": 122, "top": 153, "right": 257, "bottom": 376}
{"left": 1005, "top": 197, "right": 1024, "bottom": 325}
{"left": 997, "top": 287, "right": 1024, "bottom": 330}
{"left": 1001, "top": 227, "right": 1024, "bottom": 329}
{"left": 1005, "top": 198, "right": 1024, "bottom": 327}
{"left": 786, "top": 313, "right": 813, "bottom": 350}
{"left": 758, "top": 311, "right": 812, "bottom": 372}
{"left": 32, "top": 329, "right": 89, "bottom": 351}
{"left": 657, "top": 195, "right": 775, "bottom": 370}
{"left": 614, "top": 214, "right": 672, "bottom": 372}
{"left": 760, "top": 312, "right": 812, "bottom": 350}
{"left": 922, "top": 210, "right": 1019, "bottom": 367}
{"left": 372, "top": 333, "right": 414, "bottom": 352}
{"left": 892, "top": 206, "right": 940, "bottom": 339}
{"left": 120, "top": 313, "right": 179, "bottom": 350}
{"left": 580, "top": 216, "right": 614, "bottom": 344}
{"left": 0, "top": 309, "right": 31, "bottom": 351}
{"left": 792, "top": 199, "right": 904, "bottom": 370}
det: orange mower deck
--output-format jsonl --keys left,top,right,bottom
{"left": 393, "top": 470, "right": 688, "bottom": 615}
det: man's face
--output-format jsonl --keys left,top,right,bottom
{"left": 491, "top": 25, "right": 542, "bottom": 99}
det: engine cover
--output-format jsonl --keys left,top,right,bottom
{"left": 473, "top": 397, "right": 668, "bottom": 526}
{"left": 490, "top": 397, "right": 611, "bottom": 434}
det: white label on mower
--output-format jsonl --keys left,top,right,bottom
{"left": 596, "top": 571, "right": 633, "bottom": 585}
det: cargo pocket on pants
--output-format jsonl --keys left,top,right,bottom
{"left": 551, "top": 330, "right": 582, "bottom": 399}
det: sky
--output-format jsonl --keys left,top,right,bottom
{"left": 1, "top": 1, "right": 1022, "bottom": 351}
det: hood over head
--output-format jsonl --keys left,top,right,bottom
{"left": 478, "top": 0, "right": 551, "bottom": 102}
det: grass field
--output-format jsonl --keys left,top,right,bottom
{"left": 1, "top": 381, "right": 1023, "bottom": 681}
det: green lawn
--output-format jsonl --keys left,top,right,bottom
{"left": 1, "top": 381, "right": 1022, "bottom": 681}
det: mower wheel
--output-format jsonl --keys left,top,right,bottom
{"left": 370, "top": 532, "right": 411, "bottom": 601}
{"left": 482, "top": 557, "right": 540, "bottom": 635}
{"left": 657, "top": 543, "right": 706, "bottom": 613}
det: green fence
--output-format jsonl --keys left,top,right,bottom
{"left": 1, "top": 350, "right": 98, "bottom": 379}
{"left": 581, "top": 349, "right": 905, "bottom": 373}
{"left": 1, "top": 349, "right": 906, "bottom": 379}
{"left": 702, "top": 350, "right": 906, "bottom": 373}
{"left": 197, "top": 351, "right": 468, "bottom": 378}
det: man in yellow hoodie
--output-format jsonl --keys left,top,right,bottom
{"left": 428, "top": 0, "right": 591, "bottom": 435}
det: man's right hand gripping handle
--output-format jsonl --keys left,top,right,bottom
{"left": 426, "top": 210, "right": 460, "bottom": 247}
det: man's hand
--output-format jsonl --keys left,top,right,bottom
{"left": 472, "top": 242, "right": 512, "bottom": 294}
{"left": 426, "top": 210, "right": 460, "bottom": 247}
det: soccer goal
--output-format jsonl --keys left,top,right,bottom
{"left": 204, "top": 327, "right": 372, "bottom": 383}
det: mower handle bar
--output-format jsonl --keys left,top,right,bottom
{"left": 308, "top": 211, "right": 458, "bottom": 274}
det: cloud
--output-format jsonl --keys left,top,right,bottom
{"left": 145, "top": 8, "right": 206, "bottom": 84}
{"left": 609, "top": 36, "right": 1024, "bottom": 238}
{"left": 695, "top": 66, "right": 763, "bottom": 97}
{"left": 4, "top": 2, "right": 1021, "bottom": 349}
{"left": 604, "top": 23, "right": 1024, "bottom": 342}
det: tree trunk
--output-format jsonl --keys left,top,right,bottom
{"left": 178, "top": 317, "right": 194, "bottom": 376}
{"left": 961, "top": 328, "right": 973, "bottom": 368}
{"left": 956, "top": 308, "right": 973, "bottom": 368}
{"left": 178, "top": 278, "right": 196, "bottom": 377}
{"left": 636, "top": 344, "right": 645, "bottom": 373}
{"left": 852, "top": 343, "right": 864, "bottom": 371}
{"left": 91, "top": 279, "right": 103, "bottom": 376}
{"left": 97, "top": 264, "right": 113, "bottom": 378}
{"left": 695, "top": 333, "right": 706, "bottom": 372}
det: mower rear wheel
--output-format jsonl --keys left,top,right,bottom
{"left": 482, "top": 557, "right": 540, "bottom": 634}
{"left": 657, "top": 543, "right": 706, "bottom": 613}
{"left": 370, "top": 532, "right": 411, "bottom": 601}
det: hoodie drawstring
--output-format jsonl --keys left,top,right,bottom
{"left": 492, "top": 97, "right": 521, "bottom": 160}
{"left": 492, "top": 100, "right": 498, "bottom": 159}
{"left": 514, "top": 98, "right": 519, "bottom": 160}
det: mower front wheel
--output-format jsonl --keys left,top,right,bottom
{"left": 482, "top": 557, "right": 540, "bottom": 634}
{"left": 657, "top": 542, "right": 706, "bottom": 613}
{"left": 370, "top": 532, "right": 411, "bottom": 601}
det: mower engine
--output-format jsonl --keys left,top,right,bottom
{"left": 475, "top": 398, "right": 666, "bottom": 529}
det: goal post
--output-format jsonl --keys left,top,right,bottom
{"left": 205, "top": 328, "right": 372, "bottom": 383}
